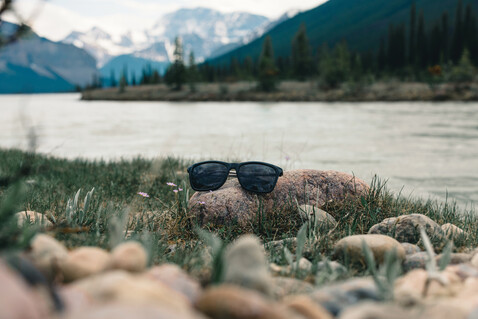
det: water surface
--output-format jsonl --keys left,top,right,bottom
{"left": 1, "top": 93, "right": 477, "bottom": 207}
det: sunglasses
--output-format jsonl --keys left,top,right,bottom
{"left": 187, "top": 161, "right": 283, "bottom": 194}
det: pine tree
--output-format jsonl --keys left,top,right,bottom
{"left": 118, "top": 68, "right": 127, "bottom": 93}
{"left": 291, "top": 23, "right": 313, "bottom": 80}
{"left": 188, "top": 51, "right": 200, "bottom": 92}
{"left": 409, "top": 1, "right": 417, "bottom": 65}
{"left": 110, "top": 69, "right": 117, "bottom": 87}
{"left": 451, "top": 0, "right": 464, "bottom": 62}
{"left": 258, "top": 36, "right": 278, "bottom": 91}
{"left": 165, "top": 37, "right": 187, "bottom": 90}
{"left": 387, "top": 23, "right": 406, "bottom": 70}
{"left": 441, "top": 12, "right": 450, "bottom": 62}
{"left": 429, "top": 23, "right": 442, "bottom": 65}
{"left": 230, "top": 57, "right": 241, "bottom": 79}
{"left": 378, "top": 37, "right": 387, "bottom": 71}
{"left": 243, "top": 56, "right": 254, "bottom": 79}
{"left": 416, "top": 10, "right": 428, "bottom": 68}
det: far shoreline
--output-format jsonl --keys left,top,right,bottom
{"left": 81, "top": 81, "right": 478, "bottom": 102}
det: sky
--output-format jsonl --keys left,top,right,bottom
{"left": 6, "top": 0, "right": 328, "bottom": 41}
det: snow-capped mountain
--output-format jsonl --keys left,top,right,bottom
{"left": 208, "top": 9, "right": 301, "bottom": 59}
{"left": 62, "top": 7, "right": 269, "bottom": 68}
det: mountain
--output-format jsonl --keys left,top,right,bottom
{"left": 62, "top": 7, "right": 269, "bottom": 70}
{"left": 0, "top": 22, "right": 97, "bottom": 94}
{"left": 208, "top": 9, "right": 300, "bottom": 59}
{"left": 209, "top": 0, "right": 478, "bottom": 65}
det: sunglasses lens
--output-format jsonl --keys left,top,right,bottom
{"left": 190, "top": 163, "right": 229, "bottom": 191}
{"left": 238, "top": 163, "right": 278, "bottom": 193}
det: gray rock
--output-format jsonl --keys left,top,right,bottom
{"left": 368, "top": 214, "right": 445, "bottom": 245}
{"left": 400, "top": 242, "right": 421, "bottom": 255}
{"left": 316, "top": 260, "right": 347, "bottom": 275}
{"left": 436, "top": 253, "right": 471, "bottom": 266}
{"left": 308, "top": 278, "right": 379, "bottom": 316}
{"left": 270, "top": 276, "right": 314, "bottom": 299}
{"left": 403, "top": 252, "right": 428, "bottom": 272}
{"left": 188, "top": 170, "right": 369, "bottom": 227}
{"left": 441, "top": 223, "right": 466, "bottom": 240}
{"left": 298, "top": 205, "right": 337, "bottom": 230}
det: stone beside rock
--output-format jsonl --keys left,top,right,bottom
{"left": 110, "top": 241, "right": 148, "bottom": 273}
{"left": 284, "top": 295, "right": 333, "bottom": 319}
{"left": 16, "top": 211, "right": 53, "bottom": 228}
{"left": 298, "top": 205, "right": 337, "bottom": 230}
{"left": 368, "top": 214, "right": 445, "bottom": 245}
{"left": 441, "top": 223, "right": 466, "bottom": 240}
{"left": 0, "top": 260, "right": 49, "bottom": 319}
{"left": 270, "top": 277, "right": 315, "bottom": 300}
{"left": 145, "top": 264, "right": 202, "bottom": 304}
{"left": 223, "top": 235, "right": 271, "bottom": 295}
{"left": 29, "top": 234, "right": 68, "bottom": 280}
{"left": 400, "top": 242, "right": 422, "bottom": 255}
{"left": 195, "top": 285, "right": 293, "bottom": 319}
{"left": 188, "top": 170, "right": 369, "bottom": 227}
{"left": 333, "top": 234, "right": 406, "bottom": 267}
{"left": 60, "top": 247, "right": 111, "bottom": 282}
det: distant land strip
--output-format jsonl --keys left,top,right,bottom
{"left": 81, "top": 81, "right": 478, "bottom": 102}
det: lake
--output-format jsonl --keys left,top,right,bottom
{"left": 1, "top": 93, "right": 477, "bottom": 207}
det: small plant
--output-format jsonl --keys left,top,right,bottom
{"left": 420, "top": 227, "right": 452, "bottom": 284}
{"left": 196, "top": 227, "right": 225, "bottom": 284}
{"left": 64, "top": 188, "right": 95, "bottom": 227}
{"left": 362, "top": 240, "right": 402, "bottom": 300}
{"left": 283, "top": 222, "right": 309, "bottom": 278}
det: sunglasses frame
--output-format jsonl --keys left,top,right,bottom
{"left": 187, "top": 161, "right": 283, "bottom": 193}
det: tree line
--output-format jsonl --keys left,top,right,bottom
{"left": 112, "top": 0, "right": 477, "bottom": 92}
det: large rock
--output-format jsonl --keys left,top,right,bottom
{"left": 188, "top": 170, "right": 369, "bottom": 227}
{"left": 333, "top": 234, "right": 405, "bottom": 267}
{"left": 368, "top": 214, "right": 445, "bottom": 245}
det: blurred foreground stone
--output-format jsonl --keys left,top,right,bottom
{"left": 0, "top": 260, "right": 49, "bottom": 319}
{"left": 189, "top": 170, "right": 369, "bottom": 227}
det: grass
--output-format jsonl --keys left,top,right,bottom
{"left": 0, "top": 148, "right": 477, "bottom": 287}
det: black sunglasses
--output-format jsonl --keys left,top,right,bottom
{"left": 187, "top": 161, "right": 283, "bottom": 194}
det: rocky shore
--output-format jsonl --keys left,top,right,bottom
{"left": 81, "top": 81, "right": 478, "bottom": 102}
{"left": 2, "top": 168, "right": 478, "bottom": 319}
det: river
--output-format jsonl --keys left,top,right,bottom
{"left": 1, "top": 93, "right": 477, "bottom": 207}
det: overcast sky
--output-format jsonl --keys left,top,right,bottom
{"left": 7, "top": 0, "right": 328, "bottom": 40}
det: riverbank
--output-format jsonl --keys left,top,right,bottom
{"left": 2, "top": 149, "right": 478, "bottom": 318}
{"left": 81, "top": 80, "right": 478, "bottom": 102}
